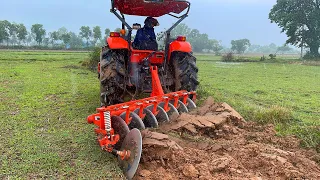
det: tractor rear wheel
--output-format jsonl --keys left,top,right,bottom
{"left": 171, "top": 52, "right": 199, "bottom": 93}
{"left": 100, "top": 49, "right": 126, "bottom": 106}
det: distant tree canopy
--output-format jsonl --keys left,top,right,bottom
{"left": 17, "top": 24, "right": 27, "bottom": 44}
{"left": 56, "top": 27, "right": 72, "bottom": 46}
{"left": 49, "top": 31, "right": 59, "bottom": 45}
{"left": 105, "top": 28, "right": 111, "bottom": 38}
{"left": 114, "top": 28, "right": 122, "bottom": 32}
{"left": 170, "top": 23, "right": 223, "bottom": 53}
{"left": 277, "top": 45, "right": 292, "bottom": 54}
{"left": 93, "top": 26, "right": 102, "bottom": 44}
{"left": 0, "top": 20, "right": 10, "bottom": 44}
{"left": 247, "top": 43, "right": 296, "bottom": 54}
{"left": 0, "top": 20, "right": 299, "bottom": 54}
{"left": 60, "top": 32, "right": 71, "bottom": 46}
{"left": 69, "top": 32, "right": 83, "bottom": 49}
{"left": 269, "top": 0, "right": 320, "bottom": 57}
{"left": 231, "top": 39, "right": 251, "bottom": 54}
{"left": 31, "top": 24, "right": 46, "bottom": 45}
{"left": 80, "top": 26, "right": 92, "bottom": 47}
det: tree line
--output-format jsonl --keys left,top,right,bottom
{"left": 170, "top": 24, "right": 297, "bottom": 55}
{"left": 0, "top": 20, "right": 302, "bottom": 55}
{"left": 170, "top": 23, "right": 223, "bottom": 54}
{"left": 171, "top": 0, "right": 320, "bottom": 58}
{"left": 0, "top": 20, "right": 224, "bottom": 52}
{"left": 0, "top": 20, "right": 113, "bottom": 49}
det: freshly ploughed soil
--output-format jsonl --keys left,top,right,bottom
{"left": 134, "top": 97, "right": 320, "bottom": 180}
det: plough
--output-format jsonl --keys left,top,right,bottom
{"left": 87, "top": 90, "right": 196, "bottom": 179}
{"left": 87, "top": 0, "right": 198, "bottom": 179}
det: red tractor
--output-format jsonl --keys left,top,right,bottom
{"left": 87, "top": 0, "right": 199, "bottom": 179}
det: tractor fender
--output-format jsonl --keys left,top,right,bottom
{"left": 107, "top": 37, "right": 129, "bottom": 49}
{"left": 168, "top": 40, "right": 192, "bottom": 61}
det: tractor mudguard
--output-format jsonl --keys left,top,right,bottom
{"left": 107, "top": 37, "right": 129, "bottom": 49}
{"left": 168, "top": 40, "right": 192, "bottom": 61}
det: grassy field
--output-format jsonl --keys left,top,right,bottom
{"left": 0, "top": 51, "right": 124, "bottom": 179}
{"left": 0, "top": 51, "right": 319, "bottom": 178}
{"left": 197, "top": 55, "right": 319, "bottom": 148}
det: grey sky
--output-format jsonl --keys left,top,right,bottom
{"left": 0, "top": 0, "right": 287, "bottom": 46}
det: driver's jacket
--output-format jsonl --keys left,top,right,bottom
{"left": 133, "top": 26, "right": 157, "bottom": 51}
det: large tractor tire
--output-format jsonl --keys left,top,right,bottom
{"left": 100, "top": 49, "right": 126, "bottom": 106}
{"left": 171, "top": 52, "right": 199, "bottom": 93}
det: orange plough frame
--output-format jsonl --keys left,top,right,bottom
{"left": 87, "top": 65, "right": 196, "bottom": 153}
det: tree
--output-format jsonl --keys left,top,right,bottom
{"left": 31, "top": 24, "right": 46, "bottom": 45}
{"left": 0, "top": 21, "right": 9, "bottom": 44}
{"left": 9, "top": 23, "right": 18, "bottom": 45}
{"left": 171, "top": 23, "right": 218, "bottom": 52}
{"left": 188, "top": 29, "right": 211, "bottom": 52}
{"left": 57, "top": 27, "right": 68, "bottom": 38}
{"left": 171, "top": 23, "right": 191, "bottom": 38}
{"left": 43, "top": 37, "right": 50, "bottom": 47}
{"left": 49, "top": 31, "right": 59, "bottom": 45}
{"left": 248, "top": 44, "right": 261, "bottom": 53}
{"left": 277, "top": 45, "right": 292, "bottom": 54}
{"left": 231, "top": 39, "right": 251, "bottom": 54}
{"left": 209, "top": 39, "right": 223, "bottom": 55}
{"left": 114, "top": 28, "right": 122, "bottom": 32}
{"left": 269, "top": 43, "right": 277, "bottom": 50}
{"left": 79, "top": 26, "right": 92, "bottom": 47}
{"left": 269, "top": 0, "right": 320, "bottom": 57}
{"left": 93, "top": 26, "right": 102, "bottom": 45}
{"left": 26, "top": 32, "right": 33, "bottom": 46}
{"left": 69, "top": 32, "right": 83, "bottom": 49}
{"left": 60, "top": 33, "right": 71, "bottom": 46}
{"left": 0, "top": 20, "right": 11, "bottom": 45}
{"left": 105, "top": 28, "right": 110, "bottom": 38}
{"left": 57, "top": 27, "right": 71, "bottom": 46}
{"left": 17, "top": 24, "right": 27, "bottom": 45}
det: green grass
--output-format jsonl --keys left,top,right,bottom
{"left": 0, "top": 51, "right": 124, "bottom": 179}
{"left": 0, "top": 51, "right": 319, "bottom": 178}
{"left": 196, "top": 55, "right": 320, "bottom": 150}
{"left": 0, "top": 50, "right": 89, "bottom": 61}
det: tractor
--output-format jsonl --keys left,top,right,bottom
{"left": 87, "top": 0, "right": 199, "bottom": 179}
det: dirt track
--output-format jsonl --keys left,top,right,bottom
{"left": 134, "top": 97, "right": 320, "bottom": 180}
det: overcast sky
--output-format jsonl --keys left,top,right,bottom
{"left": 0, "top": 0, "right": 287, "bottom": 46}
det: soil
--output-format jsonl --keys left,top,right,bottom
{"left": 134, "top": 97, "right": 320, "bottom": 180}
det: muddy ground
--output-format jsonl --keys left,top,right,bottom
{"left": 134, "top": 97, "right": 320, "bottom": 180}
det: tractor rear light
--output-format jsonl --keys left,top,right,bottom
{"left": 120, "top": 29, "right": 126, "bottom": 36}
{"left": 110, "top": 32, "right": 120, "bottom": 37}
{"left": 176, "top": 36, "right": 186, "bottom": 41}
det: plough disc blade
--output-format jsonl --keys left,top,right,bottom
{"left": 146, "top": 105, "right": 169, "bottom": 124}
{"left": 111, "top": 116, "right": 130, "bottom": 150}
{"left": 186, "top": 98, "right": 197, "bottom": 110}
{"left": 159, "top": 102, "right": 180, "bottom": 119}
{"left": 172, "top": 100, "right": 189, "bottom": 113}
{"left": 135, "top": 108, "right": 159, "bottom": 128}
{"left": 120, "top": 112, "right": 145, "bottom": 130}
{"left": 118, "top": 128, "right": 142, "bottom": 180}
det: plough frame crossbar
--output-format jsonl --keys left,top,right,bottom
{"left": 87, "top": 66, "right": 196, "bottom": 152}
{"left": 87, "top": 90, "right": 196, "bottom": 150}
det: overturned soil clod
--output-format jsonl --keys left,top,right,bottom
{"left": 134, "top": 97, "right": 320, "bottom": 180}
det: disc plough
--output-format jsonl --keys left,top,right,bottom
{"left": 87, "top": 67, "right": 197, "bottom": 179}
{"left": 87, "top": 1, "right": 199, "bottom": 178}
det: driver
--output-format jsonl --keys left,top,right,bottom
{"left": 133, "top": 17, "right": 159, "bottom": 51}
